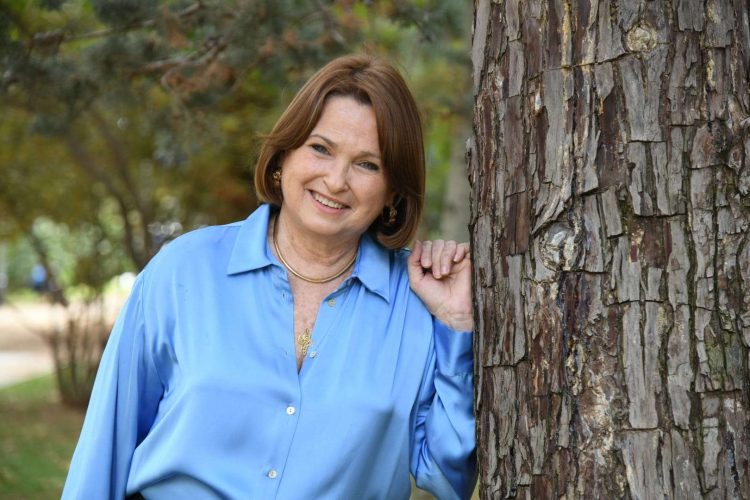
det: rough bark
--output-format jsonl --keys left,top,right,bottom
{"left": 470, "top": 0, "right": 750, "bottom": 497}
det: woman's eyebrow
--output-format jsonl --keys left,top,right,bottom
{"left": 309, "top": 133, "right": 381, "bottom": 160}
{"left": 309, "top": 133, "right": 335, "bottom": 146}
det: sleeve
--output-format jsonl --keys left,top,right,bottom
{"left": 62, "top": 274, "right": 164, "bottom": 499}
{"left": 410, "top": 317, "right": 477, "bottom": 500}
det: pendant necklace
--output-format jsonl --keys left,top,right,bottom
{"left": 297, "top": 328, "right": 313, "bottom": 357}
{"left": 273, "top": 215, "right": 355, "bottom": 358}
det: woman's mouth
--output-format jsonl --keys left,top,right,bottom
{"left": 311, "top": 191, "right": 347, "bottom": 209}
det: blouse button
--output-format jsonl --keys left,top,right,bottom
{"left": 309, "top": 351, "right": 317, "bottom": 358}
{"left": 267, "top": 469, "right": 278, "bottom": 479}
{"left": 286, "top": 406, "right": 296, "bottom": 415}
{"left": 327, "top": 298, "right": 336, "bottom": 307}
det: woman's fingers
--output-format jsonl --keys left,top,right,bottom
{"left": 440, "top": 240, "right": 457, "bottom": 277}
{"left": 454, "top": 242, "right": 470, "bottom": 262}
{"left": 413, "top": 239, "right": 470, "bottom": 280}
{"left": 429, "top": 240, "right": 445, "bottom": 278}
{"left": 420, "top": 240, "right": 433, "bottom": 271}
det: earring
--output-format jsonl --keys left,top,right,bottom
{"left": 272, "top": 169, "right": 281, "bottom": 188}
{"left": 386, "top": 205, "right": 397, "bottom": 226}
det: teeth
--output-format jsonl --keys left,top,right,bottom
{"left": 313, "top": 192, "right": 345, "bottom": 209}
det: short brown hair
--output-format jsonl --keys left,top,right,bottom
{"left": 254, "top": 54, "right": 425, "bottom": 249}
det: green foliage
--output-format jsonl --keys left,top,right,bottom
{"left": 91, "top": 0, "right": 158, "bottom": 27}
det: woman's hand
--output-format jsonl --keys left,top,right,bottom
{"left": 407, "top": 240, "right": 473, "bottom": 332}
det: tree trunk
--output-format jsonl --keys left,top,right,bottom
{"left": 469, "top": 1, "right": 750, "bottom": 498}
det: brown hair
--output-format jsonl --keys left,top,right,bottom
{"left": 254, "top": 54, "right": 425, "bottom": 249}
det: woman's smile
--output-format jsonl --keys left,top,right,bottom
{"left": 310, "top": 190, "right": 348, "bottom": 210}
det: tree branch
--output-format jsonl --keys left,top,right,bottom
{"left": 130, "top": 36, "right": 224, "bottom": 78}
{"left": 87, "top": 109, "right": 155, "bottom": 258}
{"left": 27, "top": 228, "right": 69, "bottom": 307}
{"left": 87, "top": 109, "right": 146, "bottom": 213}
{"left": 26, "top": 1, "right": 204, "bottom": 51}
{"left": 65, "top": 135, "right": 149, "bottom": 270}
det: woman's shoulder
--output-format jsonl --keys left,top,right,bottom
{"left": 138, "top": 221, "right": 246, "bottom": 286}
{"left": 154, "top": 204, "right": 272, "bottom": 268}
{"left": 156, "top": 222, "right": 241, "bottom": 263}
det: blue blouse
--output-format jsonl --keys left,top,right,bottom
{"left": 63, "top": 204, "right": 476, "bottom": 500}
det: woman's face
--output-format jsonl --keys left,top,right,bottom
{"left": 278, "top": 95, "right": 392, "bottom": 245}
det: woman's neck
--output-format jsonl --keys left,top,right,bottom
{"left": 270, "top": 209, "right": 359, "bottom": 278}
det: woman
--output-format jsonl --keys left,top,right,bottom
{"left": 63, "top": 54, "right": 476, "bottom": 500}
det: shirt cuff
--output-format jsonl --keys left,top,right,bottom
{"left": 433, "top": 318, "right": 473, "bottom": 376}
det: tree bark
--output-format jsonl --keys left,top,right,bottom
{"left": 469, "top": 1, "right": 750, "bottom": 498}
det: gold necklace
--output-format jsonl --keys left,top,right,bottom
{"left": 272, "top": 216, "right": 357, "bottom": 284}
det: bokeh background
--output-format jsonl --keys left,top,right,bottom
{"left": 0, "top": 0, "right": 473, "bottom": 497}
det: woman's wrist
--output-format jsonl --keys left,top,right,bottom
{"left": 436, "top": 311, "right": 473, "bottom": 332}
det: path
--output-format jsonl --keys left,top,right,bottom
{"left": 0, "top": 302, "right": 58, "bottom": 388}
{"left": 0, "top": 298, "right": 125, "bottom": 388}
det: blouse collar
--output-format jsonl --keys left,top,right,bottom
{"left": 226, "top": 204, "right": 390, "bottom": 302}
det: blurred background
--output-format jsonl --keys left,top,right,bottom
{"left": 0, "top": 0, "right": 472, "bottom": 497}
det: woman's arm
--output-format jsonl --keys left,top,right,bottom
{"left": 62, "top": 275, "right": 163, "bottom": 499}
{"left": 407, "top": 240, "right": 477, "bottom": 499}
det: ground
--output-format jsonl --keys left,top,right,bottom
{"left": 0, "top": 302, "right": 57, "bottom": 388}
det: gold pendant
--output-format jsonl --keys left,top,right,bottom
{"left": 298, "top": 328, "right": 313, "bottom": 357}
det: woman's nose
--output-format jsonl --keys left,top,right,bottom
{"left": 324, "top": 160, "right": 349, "bottom": 192}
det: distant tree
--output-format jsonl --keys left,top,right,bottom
{"left": 470, "top": 0, "right": 749, "bottom": 497}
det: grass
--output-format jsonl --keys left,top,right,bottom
{"left": 0, "top": 375, "right": 83, "bottom": 500}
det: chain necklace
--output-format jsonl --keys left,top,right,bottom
{"left": 272, "top": 216, "right": 356, "bottom": 284}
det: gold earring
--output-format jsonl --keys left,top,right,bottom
{"left": 387, "top": 205, "right": 397, "bottom": 225}
{"left": 272, "top": 169, "right": 281, "bottom": 188}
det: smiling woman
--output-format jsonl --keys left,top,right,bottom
{"left": 274, "top": 96, "right": 391, "bottom": 253}
{"left": 62, "top": 54, "right": 476, "bottom": 500}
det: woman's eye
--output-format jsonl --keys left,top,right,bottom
{"left": 358, "top": 161, "right": 380, "bottom": 172}
{"left": 311, "top": 144, "right": 329, "bottom": 155}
